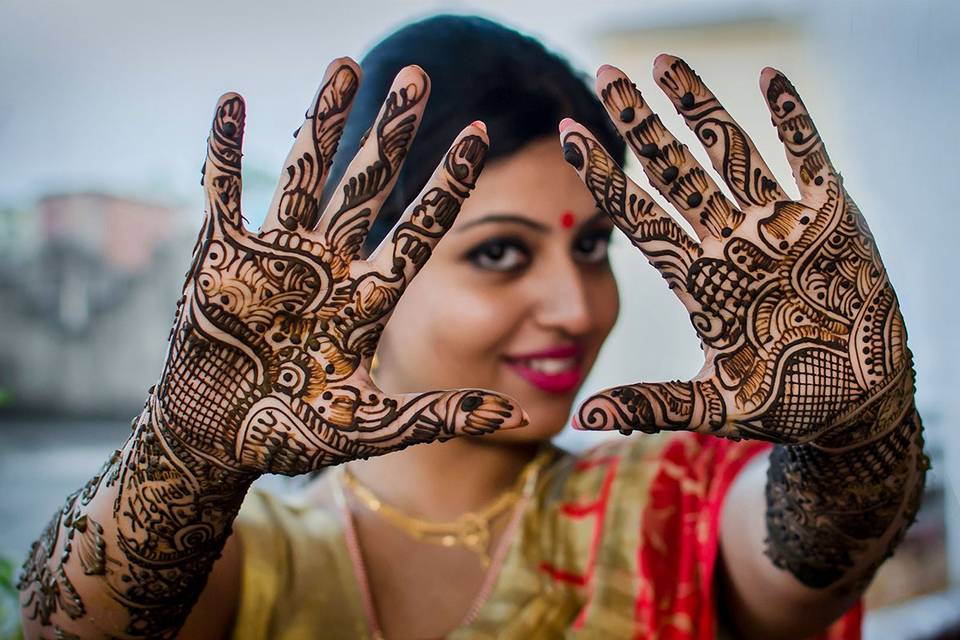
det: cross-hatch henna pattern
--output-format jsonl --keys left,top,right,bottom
{"left": 18, "top": 60, "right": 524, "bottom": 639}
{"left": 561, "top": 57, "right": 928, "bottom": 590}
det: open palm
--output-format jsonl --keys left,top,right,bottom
{"left": 562, "top": 57, "right": 912, "bottom": 446}
{"left": 157, "top": 59, "right": 526, "bottom": 476}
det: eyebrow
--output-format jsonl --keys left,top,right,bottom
{"left": 456, "top": 214, "right": 548, "bottom": 233}
{"left": 581, "top": 210, "right": 609, "bottom": 226}
{"left": 456, "top": 210, "right": 609, "bottom": 233}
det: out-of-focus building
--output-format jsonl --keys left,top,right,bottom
{"left": 0, "top": 192, "right": 194, "bottom": 415}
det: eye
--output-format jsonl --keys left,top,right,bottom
{"left": 573, "top": 228, "right": 613, "bottom": 264}
{"left": 465, "top": 237, "right": 531, "bottom": 272}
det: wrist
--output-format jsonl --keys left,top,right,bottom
{"left": 135, "top": 393, "right": 258, "bottom": 491}
{"left": 764, "top": 403, "right": 928, "bottom": 590}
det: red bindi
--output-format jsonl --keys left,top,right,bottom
{"left": 560, "top": 211, "right": 575, "bottom": 229}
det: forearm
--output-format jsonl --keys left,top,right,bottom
{"left": 765, "top": 400, "right": 928, "bottom": 593}
{"left": 18, "top": 396, "right": 254, "bottom": 639}
{"left": 720, "top": 367, "right": 929, "bottom": 639}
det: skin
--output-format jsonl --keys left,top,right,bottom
{"left": 21, "top": 53, "right": 924, "bottom": 640}
{"left": 17, "top": 59, "right": 527, "bottom": 640}
{"left": 316, "top": 136, "right": 621, "bottom": 638}
{"left": 185, "top": 136, "right": 620, "bottom": 640}
{"left": 559, "top": 56, "right": 925, "bottom": 638}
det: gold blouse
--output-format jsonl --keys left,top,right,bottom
{"left": 229, "top": 434, "right": 850, "bottom": 640}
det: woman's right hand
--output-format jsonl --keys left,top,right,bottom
{"left": 156, "top": 58, "right": 527, "bottom": 477}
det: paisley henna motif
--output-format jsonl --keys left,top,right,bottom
{"left": 19, "top": 60, "right": 522, "bottom": 638}
{"left": 563, "top": 58, "right": 927, "bottom": 589}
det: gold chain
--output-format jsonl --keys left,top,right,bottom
{"left": 338, "top": 449, "right": 553, "bottom": 567}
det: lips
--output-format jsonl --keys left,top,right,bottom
{"left": 503, "top": 344, "right": 584, "bottom": 394}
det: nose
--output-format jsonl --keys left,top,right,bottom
{"left": 532, "top": 256, "right": 593, "bottom": 337}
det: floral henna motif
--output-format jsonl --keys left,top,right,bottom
{"left": 19, "top": 60, "right": 522, "bottom": 638}
{"left": 562, "top": 58, "right": 927, "bottom": 588}
{"left": 167, "top": 67, "right": 512, "bottom": 477}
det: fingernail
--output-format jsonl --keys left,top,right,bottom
{"left": 654, "top": 53, "right": 673, "bottom": 66}
{"left": 470, "top": 120, "right": 487, "bottom": 134}
{"left": 571, "top": 413, "right": 583, "bottom": 430}
{"left": 596, "top": 64, "right": 616, "bottom": 78}
{"left": 558, "top": 117, "right": 575, "bottom": 133}
{"left": 505, "top": 408, "right": 531, "bottom": 430}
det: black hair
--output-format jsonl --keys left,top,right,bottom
{"left": 322, "top": 14, "right": 627, "bottom": 254}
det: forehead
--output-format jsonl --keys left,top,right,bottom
{"left": 454, "top": 137, "right": 600, "bottom": 226}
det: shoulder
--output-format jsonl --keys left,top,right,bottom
{"left": 234, "top": 483, "right": 343, "bottom": 561}
{"left": 526, "top": 434, "right": 770, "bottom": 636}
{"left": 231, "top": 482, "right": 370, "bottom": 640}
{"left": 530, "top": 432, "right": 770, "bottom": 580}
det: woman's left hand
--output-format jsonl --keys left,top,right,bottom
{"left": 560, "top": 56, "right": 914, "bottom": 445}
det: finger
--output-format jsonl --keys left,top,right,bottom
{"left": 760, "top": 67, "right": 838, "bottom": 200}
{"left": 262, "top": 58, "right": 361, "bottom": 234}
{"left": 574, "top": 377, "right": 737, "bottom": 438}
{"left": 364, "top": 121, "right": 489, "bottom": 294}
{"left": 202, "top": 92, "right": 246, "bottom": 235}
{"left": 344, "top": 388, "right": 530, "bottom": 459}
{"left": 652, "top": 55, "right": 785, "bottom": 211}
{"left": 315, "top": 65, "right": 431, "bottom": 259}
{"left": 593, "top": 65, "right": 738, "bottom": 241}
{"left": 559, "top": 120, "right": 702, "bottom": 298}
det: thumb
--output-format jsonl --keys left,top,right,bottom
{"left": 574, "top": 378, "right": 730, "bottom": 437}
{"left": 348, "top": 388, "right": 529, "bottom": 456}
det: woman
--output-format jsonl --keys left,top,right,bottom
{"left": 18, "top": 15, "right": 926, "bottom": 640}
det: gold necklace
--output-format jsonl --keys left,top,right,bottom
{"left": 337, "top": 449, "right": 553, "bottom": 567}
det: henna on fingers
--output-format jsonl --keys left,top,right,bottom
{"left": 561, "top": 58, "right": 927, "bottom": 590}
{"left": 19, "top": 59, "right": 522, "bottom": 639}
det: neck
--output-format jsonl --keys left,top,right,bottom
{"left": 346, "top": 436, "right": 540, "bottom": 521}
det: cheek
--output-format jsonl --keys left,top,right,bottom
{"left": 588, "top": 270, "right": 621, "bottom": 338}
{"left": 379, "top": 264, "right": 525, "bottom": 386}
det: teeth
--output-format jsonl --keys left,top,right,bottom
{"left": 522, "top": 357, "right": 577, "bottom": 374}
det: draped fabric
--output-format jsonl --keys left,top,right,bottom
{"left": 232, "top": 433, "right": 861, "bottom": 639}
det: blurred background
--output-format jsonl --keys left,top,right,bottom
{"left": 0, "top": 0, "right": 957, "bottom": 637}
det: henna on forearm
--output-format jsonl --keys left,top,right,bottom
{"left": 765, "top": 367, "right": 929, "bottom": 590}
{"left": 20, "top": 59, "right": 521, "bottom": 639}
{"left": 110, "top": 399, "right": 253, "bottom": 636}
{"left": 19, "top": 398, "right": 253, "bottom": 638}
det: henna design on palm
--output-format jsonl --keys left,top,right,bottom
{"left": 164, "top": 62, "right": 525, "bottom": 476}
{"left": 18, "top": 59, "right": 525, "bottom": 638}
{"left": 564, "top": 59, "right": 909, "bottom": 444}
{"left": 561, "top": 57, "right": 926, "bottom": 588}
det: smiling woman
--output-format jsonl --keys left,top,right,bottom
{"left": 18, "top": 13, "right": 924, "bottom": 640}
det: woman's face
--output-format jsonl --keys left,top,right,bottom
{"left": 375, "top": 137, "right": 620, "bottom": 442}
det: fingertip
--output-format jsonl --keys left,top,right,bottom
{"left": 571, "top": 412, "right": 584, "bottom": 430}
{"left": 215, "top": 91, "right": 244, "bottom": 110}
{"left": 494, "top": 395, "right": 529, "bottom": 431}
{"left": 653, "top": 52, "right": 677, "bottom": 71}
{"left": 594, "top": 64, "right": 630, "bottom": 97}
{"left": 596, "top": 63, "right": 619, "bottom": 78}
{"left": 469, "top": 119, "right": 487, "bottom": 136}
{"left": 210, "top": 93, "right": 245, "bottom": 143}
{"left": 325, "top": 57, "right": 363, "bottom": 89}
{"left": 558, "top": 117, "right": 576, "bottom": 134}
{"left": 759, "top": 66, "right": 781, "bottom": 88}
{"left": 330, "top": 55, "right": 360, "bottom": 71}
{"left": 400, "top": 63, "right": 431, "bottom": 88}
{"left": 519, "top": 407, "right": 531, "bottom": 429}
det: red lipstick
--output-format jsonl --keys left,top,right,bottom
{"left": 503, "top": 344, "right": 584, "bottom": 394}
